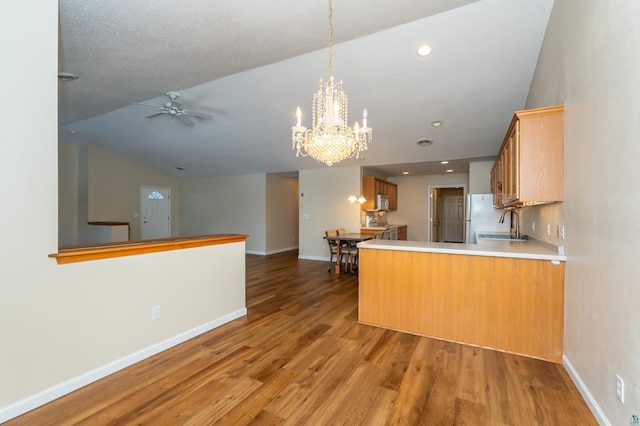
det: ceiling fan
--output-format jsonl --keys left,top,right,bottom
{"left": 133, "top": 92, "right": 212, "bottom": 127}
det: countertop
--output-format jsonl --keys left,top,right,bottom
{"left": 358, "top": 236, "right": 565, "bottom": 261}
{"left": 361, "top": 224, "right": 406, "bottom": 231}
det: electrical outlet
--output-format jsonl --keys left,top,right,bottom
{"left": 151, "top": 306, "right": 161, "bottom": 321}
{"left": 531, "top": 221, "right": 536, "bottom": 232}
{"left": 561, "top": 225, "right": 566, "bottom": 240}
{"left": 546, "top": 224, "right": 551, "bottom": 236}
{"left": 616, "top": 374, "right": 624, "bottom": 403}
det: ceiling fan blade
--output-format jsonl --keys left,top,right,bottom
{"left": 145, "top": 112, "right": 166, "bottom": 119}
{"left": 183, "top": 109, "right": 213, "bottom": 120}
{"left": 132, "top": 102, "right": 162, "bottom": 110}
{"left": 177, "top": 114, "right": 194, "bottom": 127}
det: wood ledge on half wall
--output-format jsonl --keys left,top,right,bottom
{"left": 49, "top": 234, "right": 249, "bottom": 265}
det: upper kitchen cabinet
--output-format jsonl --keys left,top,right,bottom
{"left": 491, "top": 105, "right": 564, "bottom": 207}
{"left": 362, "top": 176, "right": 398, "bottom": 210}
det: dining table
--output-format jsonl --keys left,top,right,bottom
{"left": 324, "top": 233, "right": 374, "bottom": 274}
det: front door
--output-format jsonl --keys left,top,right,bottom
{"left": 140, "top": 186, "right": 171, "bottom": 239}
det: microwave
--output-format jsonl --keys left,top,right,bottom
{"left": 376, "top": 194, "right": 389, "bottom": 211}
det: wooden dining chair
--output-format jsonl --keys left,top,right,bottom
{"left": 337, "top": 228, "right": 359, "bottom": 273}
{"left": 345, "top": 240, "right": 359, "bottom": 273}
{"left": 325, "top": 229, "right": 343, "bottom": 272}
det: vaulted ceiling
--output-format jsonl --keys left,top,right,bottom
{"left": 58, "top": 0, "right": 553, "bottom": 178}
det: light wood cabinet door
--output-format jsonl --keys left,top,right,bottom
{"left": 397, "top": 225, "right": 407, "bottom": 240}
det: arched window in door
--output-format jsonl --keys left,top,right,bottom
{"left": 148, "top": 191, "right": 164, "bottom": 200}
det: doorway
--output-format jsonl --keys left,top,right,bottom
{"left": 140, "top": 186, "right": 171, "bottom": 239}
{"left": 428, "top": 185, "right": 466, "bottom": 243}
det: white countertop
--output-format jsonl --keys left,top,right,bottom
{"left": 358, "top": 237, "right": 565, "bottom": 261}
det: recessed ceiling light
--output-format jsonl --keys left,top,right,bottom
{"left": 70, "top": 129, "right": 79, "bottom": 135}
{"left": 441, "top": 160, "right": 449, "bottom": 164}
{"left": 175, "top": 166, "right": 185, "bottom": 171}
{"left": 402, "top": 171, "right": 409, "bottom": 175}
{"left": 431, "top": 120, "right": 443, "bottom": 127}
{"left": 416, "top": 138, "right": 433, "bottom": 147}
{"left": 58, "top": 72, "right": 79, "bottom": 81}
{"left": 417, "top": 45, "right": 432, "bottom": 57}
{"left": 446, "top": 169, "right": 454, "bottom": 173}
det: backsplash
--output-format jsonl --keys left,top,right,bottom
{"left": 362, "top": 210, "right": 388, "bottom": 226}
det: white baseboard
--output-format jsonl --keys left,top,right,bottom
{"left": 563, "top": 354, "right": 610, "bottom": 426}
{"left": 266, "top": 246, "right": 298, "bottom": 255}
{"left": 0, "top": 308, "right": 247, "bottom": 424}
{"left": 246, "top": 246, "right": 299, "bottom": 256}
{"left": 298, "top": 255, "right": 328, "bottom": 262}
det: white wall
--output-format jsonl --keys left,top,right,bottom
{"left": 0, "top": 4, "right": 246, "bottom": 422}
{"left": 298, "top": 166, "right": 361, "bottom": 260}
{"left": 179, "top": 174, "right": 267, "bottom": 253}
{"left": 387, "top": 173, "right": 469, "bottom": 241}
{"left": 525, "top": 1, "right": 640, "bottom": 424}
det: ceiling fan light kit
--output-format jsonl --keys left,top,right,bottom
{"left": 291, "top": 0, "right": 372, "bottom": 166}
{"left": 133, "top": 92, "right": 212, "bottom": 127}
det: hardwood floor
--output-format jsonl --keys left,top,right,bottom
{"left": 7, "top": 251, "right": 596, "bottom": 425}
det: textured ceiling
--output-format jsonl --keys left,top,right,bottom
{"left": 58, "top": 0, "right": 554, "bottom": 178}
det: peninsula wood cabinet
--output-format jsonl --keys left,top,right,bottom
{"left": 361, "top": 176, "right": 398, "bottom": 211}
{"left": 491, "top": 105, "right": 564, "bottom": 207}
{"left": 359, "top": 248, "right": 565, "bottom": 363}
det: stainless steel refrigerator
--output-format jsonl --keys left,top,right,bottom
{"left": 465, "top": 193, "right": 510, "bottom": 243}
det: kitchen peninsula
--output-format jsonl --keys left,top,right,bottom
{"left": 357, "top": 238, "right": 565, "bottom": 363}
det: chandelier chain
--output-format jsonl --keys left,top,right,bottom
{"left": 328, "top": 0, "right": 333, "bottom": 79}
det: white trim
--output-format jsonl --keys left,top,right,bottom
{"left": 427, "top": 184, "right": 467, "bottom": 243}
{"left": 562, "top": 354, "right": 610, "bottom": 426}
{"left": 0, "top": 308, "right": 247, "bottom": 424}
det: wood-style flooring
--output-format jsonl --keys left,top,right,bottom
{"left": 6, "top": 250, "right": 596, "bottom": 425}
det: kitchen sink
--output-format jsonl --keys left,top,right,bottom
{"left": 477, "top": 233, "right": 528, "bottom": 242}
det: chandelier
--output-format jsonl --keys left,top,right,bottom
{"left": 291, "top": 0, "right": 372, "bottom": 166}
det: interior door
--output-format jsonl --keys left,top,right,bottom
{"left": 140, "top": 186, "right": 171, "bottom": 239}
{"left": 442, "top": 192, "right": 464, "bottom": 242}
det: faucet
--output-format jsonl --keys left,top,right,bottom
{"left": 499, "top": 209, "right": 521, "bottom": 239}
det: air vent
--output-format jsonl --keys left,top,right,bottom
{"left": 416, "top": 139, "right": 433, "bottom": 147}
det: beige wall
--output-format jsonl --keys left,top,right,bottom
{"left": 87, "top": 145, "right": 180, "bottom": 241}
{"left": 524, "top": 1, "right": 640, "bottom": 424}
{"left": 387, "top": 173, "right": 469, "bottom": 241}
{"left": 58, "top": 140, "right": 79, "bottom": 246}
{"left": 266, "top": 174, "right": 299, "bottom": 254}
{"left": 179, "top": 174, "right": 267, "bottom": 253}
{"left": 468, "top": 160, "right": 494, "bottom": 194}
{"left": 298, "top": 166, "right": 361, "bottom": 260}
{"left": 58, "top": 141, "right": 181, "bottom": 243}
{"left": 0, "top": 4, "right": 246, "bottom": 422}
